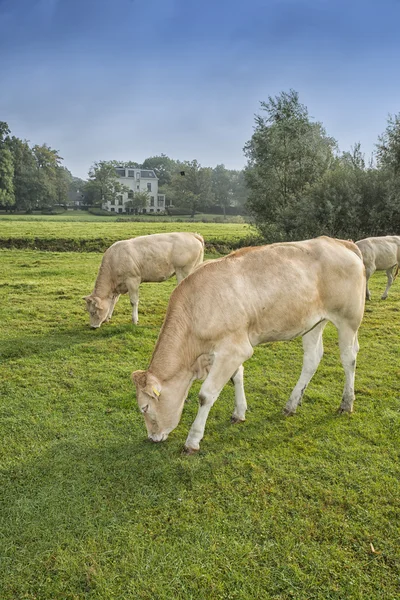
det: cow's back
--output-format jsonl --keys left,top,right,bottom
{"left": 170, "top": 236, "right": 365, "bottom": 346}
{"left": 356, "top": 236, "right": 400, "bottom": 270}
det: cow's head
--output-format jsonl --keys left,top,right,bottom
{"left": 131, "top": 370, "right": 187, "bottom": 442}
{"left": 83, "top": 294, "right": 110, "bottom": 329}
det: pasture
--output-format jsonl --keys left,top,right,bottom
{"left": 0, "top": 222, "right": 399, "bottom": 599}
{"left": 0, "top": 217, "right": 254, "bottom": 253}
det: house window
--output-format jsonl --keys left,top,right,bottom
{"left": 136, "top": 172, "right": 140, "bottom": 180}
{"left": 128, "top": 190, "right": 134, "bottom": 199}
{"left": 157, "top": 196, "right": 164, "bottom": 207}
{"left": 147, "top": 183, "right": 152, "bottom": 192}
{"left": 110, "top": 198, "right": 115, "bottom": 205}
{"left": 150, "top": 196, "right": 154, "bottom": 206}
{"left": 110, "top": 207, "right": 115, "bottom": 212}
{"left": 118, "top": 195, "right": 123, "bottom": 205}
{"left": 118, "top": 207, "right": 123, "bottom": 213}
{"left": 128, "top": 170, "right": 135, "bottom": 178}
{"left": 136, "top": 185, "right": 140, "bottom": 190}
{"left": 115, "top": 168, "right": 125, "bottom": 177}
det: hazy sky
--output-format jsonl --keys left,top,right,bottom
{"left": 1, "top": 0, "right": 400, "bottom": 179}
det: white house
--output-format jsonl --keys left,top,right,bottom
{"left": 102, "top": 167, "right": 167, "bottom": 214}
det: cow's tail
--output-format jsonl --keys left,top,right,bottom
{"left": 193, "top": 232, "right": 205, "bottom": 247}
{"left": 336, "top": 238, "right": 363, "bottom": 261}
{"left": 394, "top": 264, "right": 399, "bottom": 279}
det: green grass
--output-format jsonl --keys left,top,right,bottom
{"left": 0, "top": 248, "right": 399, "bottom": 599}
{"left": 0, "top": 210, "right": 247, "bottom": 223}
{"left": 0, "top": 219, "right": 255, "bottom": 253}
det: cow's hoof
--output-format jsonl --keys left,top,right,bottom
{"left": 230, "top": 415, "right": 245, "bottom": 424}
{"left": 337, "top": 406, "right": 353, "bottom": 415}
{"left": 381, "top": 296, "right": 388, "bottom": 300}
{"left": 183, "top": 445, "right": 199, "bottom": 455}
{"left": 283, "top": 407, "right": 295, "bottom": 417}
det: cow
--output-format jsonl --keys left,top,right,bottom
{"left": 356, "top": 235, "right": 400, "bottom": 300}
{"left": 83, "top": 232, "right": 204, "bottom": 328}
{"left": 132, "top": 236, "right": 366, "bottom": 453}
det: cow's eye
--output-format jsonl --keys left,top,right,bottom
{"left": 140, "top": 405, "right": 149, "bottom": 414}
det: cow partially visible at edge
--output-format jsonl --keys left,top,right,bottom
{"left": 356, "top": 235, "right": 400, "bottom": 300}
{"left": 83, "top": 232, "right": 204, "bottom": 328}
{"left": 132, "top": 236, "right": 366, "bottom": 453}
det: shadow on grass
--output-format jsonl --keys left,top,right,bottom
{"left": 0, "top": 323, "right": 146, "bottom": 361}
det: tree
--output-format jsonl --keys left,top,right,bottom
{"left": 376, "top": 113, "right": 400, "bottom": 175}
{"left": 0, "top": 121, "right": 15, "bottom": 207}
{"left": 244, "top": 90, "right": 336, "bottom": 239}
{"left": 211, "top": 164, "right": 231, "bottom": 218}
{"left": 7, "top": 136, "right": 37, "bottom": 212}
{"left": 229, "top": 170, "right": 248, "bottom": 209}
{"left": 142, "top": 155, "right": 177, "bottom": 187}
{"left": 84, "top": 161, "right": 129, "bottom": 206}
{"left": 125, "top": 191, "right": 150, "bottom": 214}
{"left": 169, "top": 160, "right": 213, "bottom": 217}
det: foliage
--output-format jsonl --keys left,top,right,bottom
{"left": 0, "top": 122, "right": 15, "bottom": 206}
{"left": 244, "top": 90, "right": 337, "bottom": 240}
{"left": 141, "top": 154, "right": 177, "bottom": 187}
{"left": 0, "top": 245, "right": 399, "bottom": 599}
{"left": 84, "top": 161, "right": 129, "bottom": 206}
{"left": 125, "top": 190, "right": 151, "bottom": 213}
{"left": 169, "top": 159, "right": 213, "bottom": 217}
{"left": 211, "top": 164, "right": 232, "bottom": 218}
{"left": 244, "top": 91, "right": 400, "bottom": 242}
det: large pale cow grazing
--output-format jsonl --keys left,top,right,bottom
{"left": 84, "top": 232, "right": 204, "bottom": 328}
{"left": 356, "top": 235, "right": 400, "bottom": 300}
{"left": 132, "top": 236, "right": 366, "bottom": 453}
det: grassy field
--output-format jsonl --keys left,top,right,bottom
{"left": 0, "top": 218, "right": 254, "bottom": 252}
{"left": 0, "top": 238, "right": 400, "bottom": 598}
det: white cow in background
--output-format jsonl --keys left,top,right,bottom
{"left": 132, "top": 236, "right": 366, "bottom": 453}
{"left": 84, "top": 232, "right": 204, "bottom": 328}
{"left": 356, "top": 236, "right": 400, "bottom": 300}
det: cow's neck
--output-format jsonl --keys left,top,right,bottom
{"left": 149, "top": 317, "right": 202, "bottom": 384}
{"left": 93, "top": 260, "right": 114, "bottom": 298}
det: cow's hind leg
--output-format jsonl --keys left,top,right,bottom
{"left": 185, "top": 341, "right": 253, "bottom": 452}
{"left": 230, "top": 364, "right": 247, "bottom": 423}
{"left": 284, "top": 320, "right": 327, "bottom": 416}
{"left": 365, "top": 267, "right": 374, "bottom": 300}
{"left": 381, "top": 266, "right": 396, "bottom": 299}
{"left": 337, "top": 324, "right": 359, "bottom": 414}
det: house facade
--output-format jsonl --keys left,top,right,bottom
{"left": 102, "top": 167, "right": 167, "bottom": 214}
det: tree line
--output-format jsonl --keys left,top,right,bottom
{"left": 84, "top": 157, "right": 248, "bottom": 217}
{"left": 244, "top": 90, "right": 400, "bottom": 241}
{"left": 2, "top": 91, "right": 400, "bottom": 237}
{"left": 0, "top": 122, "right": 247, "bottom": 216}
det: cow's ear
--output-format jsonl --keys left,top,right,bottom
{"left": 132, "top": 370, "right": 162, "bottom": 400}
{"left": 132, "top": 370, "right": 147, "bottom": 389}
{"left": 83, "top": 295, "right": 91, "bottom": 302}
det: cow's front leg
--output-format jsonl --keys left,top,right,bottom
{"left": 106, "top": 294, "right": 120, "bottom": 322}
{"left": 185, "top": 342, "right": 253, "bottom": 453}
{"left": 126, "top": 278, "right": 140, "bottom": 325}
{"left": 230, "top": 364, "right": 247, "bottom": 423}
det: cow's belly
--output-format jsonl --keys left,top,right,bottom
{"left": 249, "top": 311, "right": 325, "bottom": 346}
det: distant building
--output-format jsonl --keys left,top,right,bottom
{"left": 102, "top": 167, "right": 167, "bottom": 214}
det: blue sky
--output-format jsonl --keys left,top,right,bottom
{"left": 1, "top": 0, "right": 400, "bottom": 179}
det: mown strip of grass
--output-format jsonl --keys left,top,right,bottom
{"left": 0, "top": 249, "right": 399, "bottom": 599}
{"left": 0, "top": 220, "right": 258, "bottom": 252}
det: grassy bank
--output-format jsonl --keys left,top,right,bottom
{"left": 0, "top": 248, "right": 399, "bottom": 599}
{"left": 0, "top": 220, "right": 256, "bottom": 252}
